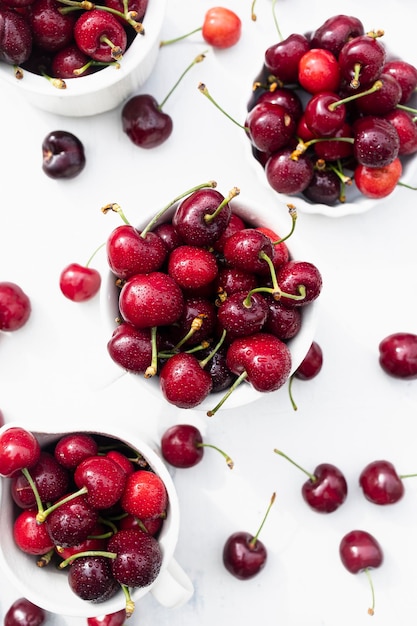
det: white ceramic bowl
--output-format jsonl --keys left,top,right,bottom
{"left": 0, "top": 0, "right": 167, "bottom": 117}
{"left": 100, "top": 193, "right": 321, "bottom": 411}
{"left": 0, "top": 422, "right": 193, "bottom": 618}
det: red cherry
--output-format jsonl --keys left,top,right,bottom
{"left": 121, "top": 94, "right": 173, "bottom": 149}
{"left": 87, "top": 609, "right": 127, "bottom": 626}
{"left": 298, "top": 48, "right": 341, "bottom": 94}
{"left": 354, "top": 157, "right": 402, "bottom": 199}
{"left": 0, "top": 7, "right": 32, "bottom": 65}
{"left": 378, "top": 332, "right": 417, "bottom": 378}
{"left": 264, "top": 33, "right": 310, "bottom": 83}
{"left": 294, "top": 341, "right": 323, "bottom": 380}
{"left": 121, "top": 469, "right": 168, "bottom": 520}
{"left": 223, "top": 493, "right": 275, "bottom": 580}
{"left": 74, "top": 9, "right": 127, "bottom": 62}
{"left": 107, "top": 528, "right": 162, "bottom": 588}
{"left": 107, "top": 323, "right": 153, "bottom": 374}
{"left": 0, "top": 281, "right": 31, "bottom": 331}
{"left": 4, "top": 598, "right": 45, "bottom": 626}
{"left": 159, "top": 352, "right": 213, "bottom": 409}
{"left": 339, "top": 529, "right": 383, "bottom": 615}
{"left": 74, "top": 455, "right": 127, "bottom": 509}
{"left": 274, "top": 450, "right": 347, "bottom": 513}
{"left": 359, "top": 459, "right": 405, "bottom": 505}
{"left": 13, "top": 509, "right": 55, "bottom": 555}
{"left": 201, "top": 7, "right": 241, "bottom": 49}
{"left": 160, "top": 423, "right": 233, "bottom": 469}
{"left": 53, "top": 432, "right": 98, "bottom": 470}
{"left": 59, "top": 263, "right": 101, "bottom": 302}
{"left": 106, "top": 223, "right": 167, "bottom": 279}
{"left": 0, "top": 426, "right": 40, "bottom": 478}
{"left": 167, "top": 245, "right": 218, "bottom": 290}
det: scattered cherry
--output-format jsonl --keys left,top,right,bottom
{"left": 4, "top": 598, "right": 46, "bottom": 626}
{"left": 160, "top": 423, "right": 233, "bottom": 469}
{"left": 378, "top": 332, "right": 417, "bottom": 378}
{"left": 160, "top": 6, "right": 241, "bottom": 49}
{"left": 0, "top": 282, "right": 31, "bottom": 331}
{"left": 59, "top": 262, "right": 101, "bottom": 302}
{"left": 223, "top": 492, "right": 275, "bottom": 579}
{"left": 359, "top": 459, "right": 407, "bottom": 505}
{"left": 42, "top": 130, "right": 86, "bottom": 180}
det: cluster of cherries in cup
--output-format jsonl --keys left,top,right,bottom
{"left": 102, "top": 181, "right": 323, "bottom": 415}
{"left": 0, "top": 0, "right": 148, "bottom": 81}
{"left": 0, "top": 425, "right": 169, "bottom": 617}
{"left": 246, "top": 13, "right": 417, "bottom": 204}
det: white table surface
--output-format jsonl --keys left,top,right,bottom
{"left": 1, "top": 0, "right": 417, "bottom": 625}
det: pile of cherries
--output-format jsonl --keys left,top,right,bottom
{"left": 103, "top": 181, "right": 322, "bottom": 414}
{"left": 0, "top": 426, "right": 168, "bottom": 616}
{"left": 246, "top": 13, "right": 417, "bottom": 205}
{"left": 0, "top": 0, "right": 148, "bottom": 81}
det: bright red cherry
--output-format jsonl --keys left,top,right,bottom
{"left": 298, "top": 48, "right": 341, "bottom": 94}
{"left": 121, "top": 469, "right": 168, "bottom": 520}
{"left": 59, "top": 263, "right": 101, "bottom": 302}
{"left": 13, "top": 509, "right": 55, "bottom": 555}
{"left": 0, "top": 282, "right": 31, "bottom": 331}
{"left": 159, "top": 352, "right": 213, "bottom": 409}
{"left": 0, "top": 426, "right": 40, "bottom": 478}
{"left": 201, "top": 7, "right": 241, "bottom": 48}
{"left": 354, "top": 157, "right": 402, "bottom": 199}
{"left": 74, "top": 9, "right": 127, "bottom": 62}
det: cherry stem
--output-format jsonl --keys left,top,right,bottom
{"left": 73, "top": 59, "right": 121, "bottom": 76}
{"left": 37, "top": 548, "right": 55, "bottom": 568}
{"left": 140, "top": 180, "right": 217, "bottom": 237}
{"left": 287, "top": 374, "right": 298, "bottom": 411}
{"left": 100, "top": 35, "right": 123, "bottom": 61}
{"left": 160, "top": 26, "right": 203, "bottom": 47}
{"left": 198, "top": 83, "right": 248, "bottom": 132}
{"left": 271, "top": 0, "right": 283, "bottom": 41}
{"left": 273, "top": 449, "right": 316, "bottom": 482}
{"left": 204, "top": 187, "right": 240, "bottom": 224}
{"left": 145, "top": 326, "right": 159, "bottom": 378}
{"left": 197, "top": 442, "right": 234, "bottom": 469}
{"left": 397, "top": 103, "right": 417, "bottom": 120}
{"left": 199, "top": 329, "right": 227, "bottom": 368}
{"left": 250, "top": 0, "right": 257, "bottom": 21}
{"left": 398, "top": 181, "right": 417, "bottom": 191}
{"left": 364, "top": 567, "right": 376, "bottom": 616}
{"left": 207, "top": 370, "right": 249, "bottom": 416}
{"left": 36, "top": 485, "right": 88, "bottom": 523}
{"left": 258, "top": 251, "right": 307, "bottom": 303}
{"left": 159, "top": 51, "right": 207, "bottom": 110}
{"left": 398, "top": 472, "right": 417, "bottom": 479}
{"left": 173, "top": 315, "right": 207, "bottom": 351}
{"left": 121, "top": 584, "right": 135, "bottom": 618}
{"left": 328, "top": 80, "right": 383, "bottom": 110}
{"left": 291, "top": 136, "right": 354, "bottom": 160}
{"left": 21, "top": 467, "right": 44, "bottom": 515}
{"left": 86, "top": 241, "right": 105, "bottom": 267}
{"left": 249, "top": 492, "right": 276, "bottom": 548}
{"left": 58, "top": 0, "right": 144, "bottom": 33}
{"left": 272, "top": 204, "right": 297, "bottom": 245}
{"left": 59, "top": 549, "right": 117, "bottom": 568}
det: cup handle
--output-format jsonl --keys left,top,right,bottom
{"left": 151, "top": 558, "right": 194, "bottom": 608}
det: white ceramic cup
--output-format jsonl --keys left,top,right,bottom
{"left": 100, "top": 194, "right": 321, "bottom": 411}
{"left": 0, "top": 422, "right": 193, "bottom": 618}
{"left": 0, "top": 0, "right": 167, "bottom": 117}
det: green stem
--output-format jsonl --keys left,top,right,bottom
{"left": 200, "top": 329, "right": 227, "bottom": 368}
{"left": 328, "top": 80, "right": 383, "bottom": 110}
{"left": 159, "top": 51, "right": 207, "bottom": 110}
{"left": 288, "top": 374, "right": 298, "bottom": 411}
{"left": 364, "top": 567, "right": 376, "bottom": 616}
{"left": 197, "top": 442, "right": 234, "bottom": 469}
{"left": 59, "top": 549, "right": 117, "bottom": 568}
{"left": 198, "top": 83, "right": 248, "bottom": 132}
{"left": 207, "top": 370, "right": 248, "bottom": 416}
{"left": 272, "top": 204, "right": 297, "bottom": 245}
{"left": 249, "top": 492, "right": 276, "bottom": 548}
{"left": 21, "top": 467, "right": 44, "bottom": 516}
{"left": 160, "top": 26, "right": 202, "bottom": 47}
{"left": 271, "top": 0, "right": 283, "bottom": 41}
{"left": 145, "top": 326, "right": 159, "bottom": 378}
{"left": 273, "top": 449, "right": 316, "bottom": 482}
{"left": 205, "top": 187, "right": 240, "bottom": 224}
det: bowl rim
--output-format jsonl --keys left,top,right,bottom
{"left": 99, "top": 191, "right": 321, "bottom": 411}
{"left": 0, "top": 0, "right": 167, "bottom": 98}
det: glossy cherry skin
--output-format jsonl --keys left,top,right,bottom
{"left": 359, "top": 459, "right": 404, "bottom": 505}
{"left": 354, "top": 158, "right": 402, "bottom": 199}
{"left": 264, "top": 33, "right": 310, "bottom": 83}
{"left": 223, "top": 532, "right": 267, "bottom": 579}
{"left": 105, "top": 0, "right": 147, "bottom": 22}
{"left": 30, "top": 0, "right": 76, "bottom": 52}
{"left": 59, "top": 263, "right": 101, "bottom": 302}
{"left": 167, "top": 245, "right": 218, "bottom": 290}
{"left": 265, "top": 149, "right": 314, "bottom": 195}
{"left": 74, "top": 9, "right": 127, "bottom": 62}
{"left": 45, "top": 493, "right": 99, "bottom": 546}
{"left": 223, "top": 229, "right": 274, "bottom": 275}
{"left": 302, "top": 168, "right": 341, "bottom": 205}
{"left": 382, "top": 59, "right": 417, "bottom": 104}
{"left": 384, "top": 110, "right": 417, "bottom": 155}
{"left": 106, "top": 224, "right": 167, "bottom": 279}
{"left": 54, "top": 432, "right": 98, "bottom": 470}
{"left": 122, "top": 94, "right": 173, "bottom": 149}
{"left": 87, "top": 609, "right": 127, "bottom": 626}
{"left": 107, "top": 323, "right": 152, "bottom": 373}
{"left": 302, "top": 463, "right": 348, "bottom": 513}
{"left": 378, "top": 332, "right": 417, "bottom": 378}
{"left": 226, "top": 332, "right": 292, "bottom": 392}
{"left": 74, "top": 455, "right": 127, "bottom": 509}
{"left": 294, "top": 341, "right": 323, "bottom": 380}
{"left": 0, "top": 426, "right": 40, "bottom": 477}
{"left": 264, "top": 297, "right": 301, "bottom": 340}
{"left": 245, "top": 101, "right": 296, "bottom": 153}
{"left": 68, "top": 555, "right": 119, "bottom": 602}
{"left": 159, "top": 352, "right": 213, "bottom": 409}
{"left": 201, "top": 7, "right": 241, "bottom": 49}
{"left": 339, "top": 529, "right": 383, "bottom": 573}
{"left": 338, "top": 35, "right": 386, "bottom": 89}
{"left": 121, "top": 469, "right": 168, "bottom": 520}
{"left": 355, "top": 73, "right": 402, "bottom": 116}
{"left": 161, "top": 424, "right": 204, "bottom": 468}
{"left": 253, "top": 88, "right": 303, "bottom": 122}
{"left": 42, "top": 130, "right": 86, "bottom": 180}
{"left": 0, "top": 282, "right": 31, "bottom": 331}
{"left": 11, "top": 450, "right": 70, "bottom": 508}
{"left": 118, "top": 272, "right": 184, "bottom": 329}
{"left": 217, "top": 291, "right": 268, "bottom": 339}
{"left": 298, "top": 48, "right": 341, "bottom": 94}
{"left": 0, "top": 7, "right": 32, "bottom": 64}
{"left": 309, "top": 14, "right": 364, "bottom": 57}
{"left": 51, "top": 43, "right": 92, "bottom": 78}
{"left": 304, "top": 92, "right": 346, "bottom": 137}
{"left": 172, "top": 188, "right": 231, "bottom": 247}
{"left": 4, "top": 598, "right": 46, "bottom": 626}
{"left": 107, "top": 528, "right": 162, "bottom": 587}
{"left": 277, "top": 260, "right": 323, "bottom": 307}
{"left": 13, "top": 509, "right": 55, "bottom": 555}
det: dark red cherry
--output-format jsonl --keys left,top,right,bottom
{"left": 383, "top": 59, "right": 417, "bottom": 104}
{"left": 107, "top": 323, "right": 153, "bottom": 374}
{"left": 42, "top": 130, "right": 86, "bottom": 180}
{"left": 0, "top": 7, "right": 32, "bottom": 64}
{"left": 172, "top": 187, "right": 232, "bottom": 247}
{"left": 309, "top": 14, "right": 365, "bottom": 56}
{"left": 338, "top": 34, "right": 386, "bottom": 89}
{"left": 265, "top": 148, "right": 314, "bottom": 195}
{"left": 67, "top": 555, "right": 119, "bottom": 602}
{"left": 264, "top": 33, "right": 310, "bottom": 83}
{"left": 359, "top": 459, "right": 405, "bottom": 505}
{"left": 294, "top": 341, "right": 323, "bottom": 380}
{"left": 378, "top": 332, "right": 417, "bottom": 378}
{"left": 122, "top": 94, "right": 173, "bottom": 149}
{"left": 245, "top": 101, "right": 296, "bottom": 153}
{"left": 4, "top": 598, "right": 45, "bottom": 626}
{"left": 339, "top": 529, "right": 384, "bottom": 573}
